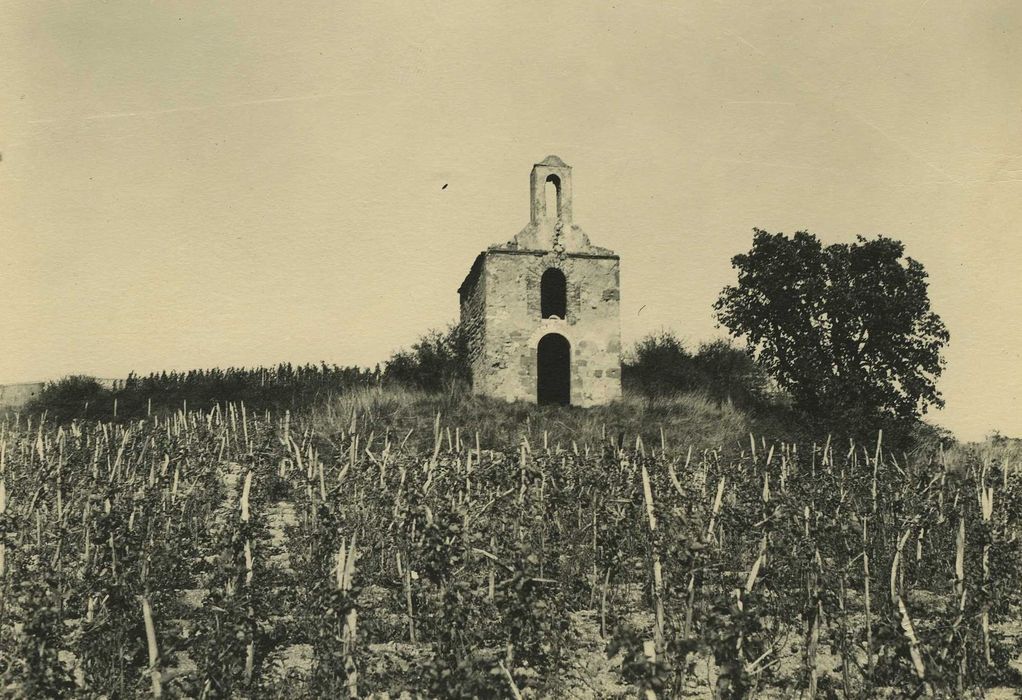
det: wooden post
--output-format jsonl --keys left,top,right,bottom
{"left": 980, "top": 476, "right": 994, "bottom": 666}
{"left": 641, "top": 464, "right": 665, "bottom": 651}
{"left": 0, "top": 473, "right": 6, "bottom": 579}
{"left": 141, "top": 596, "right": 163, "bottom": 698}
{"left": 337, "top": 536, "right": 359, "bottom": 698}
{"left": 863, "top": 516, "right": 874, "bottom": 682}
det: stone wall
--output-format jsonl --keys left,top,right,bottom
{"left": 472, "top": 249, "right": 621, "bottom": 407}
{"left": 0, "top": 382, "right": 45, "bottom": 409}
{"left": 458, "top": 253, "right": 487, "bottom": 386}
{"left": 0, "top": 378, "right": 126, "bottom": 410}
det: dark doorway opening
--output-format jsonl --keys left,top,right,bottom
{"left": 541, "top": 268, "right": 567, "bottom": 319}
{"left": 537, "top": 333, "right": 571, "bottom": 406}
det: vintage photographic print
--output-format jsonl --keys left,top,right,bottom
{"left": 1, "top": 2, "right": 1020, "bottom": 697}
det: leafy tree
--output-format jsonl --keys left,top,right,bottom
{"left": 714, "top": 229, "right": 949, "bottom": 429}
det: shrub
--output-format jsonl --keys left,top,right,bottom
{"left": 623, "top": 332, "right": 771, "bottom": 410}
{"left": 383, "top": 323, "right": 470, "bottom": 393}
{"left": 691, "top": 339, "right": 770, "bottom": 409}
{"left": 21, "top": 364, "right": 378, "bottom": 424}
{"left": 622, "top": 332, "right": 700, "bottom": 397}
{"left": 24, "top": 375, "right": 110, "bottom": 423}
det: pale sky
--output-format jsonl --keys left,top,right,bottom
{"left": 2, "top": 1, "right": 1019, "bottom": 441}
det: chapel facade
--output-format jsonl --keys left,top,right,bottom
{"left": 457, "top": 156, "right": 621, "bottom": 406}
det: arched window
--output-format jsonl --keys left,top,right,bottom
{"left": 545, "top": 174, "right": 561, "bottom": 221}
{"left": 541, "top": 267, "right": 567, "bottom": 319}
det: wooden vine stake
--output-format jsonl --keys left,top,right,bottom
{"left": 735, "top": 535, "right": 767, "bottom": 673}
{"left": 241, "top": 471, "right": 253, "bottom": 585}
{"left": 980, "top": 466, "right": 994, "bottom": 666}
{"left": 399, "top": 551, "right": 416, "bottom": 644}
{"left": 805, "top": 494, "right": 822, "bottom": 700}
{"left": 141, "top": 596, "right": 163, "bottom": 698}
{"left": 640, "top": 463, "right": 665, "bottom": 651}
{"left": 706, "top": 474, "right": 726, "bottom": 543}
{"left": 0, "top": 440, "right": 6, "bottom": 580}
{"left": 806, "top": 572, "right": 822, "bottom": 699}
{"left": 954, "top": 503, "right": 967, "bottom": 694}
{"left": 890, "top": 526, "right": 929, "bottom": 692}
{"left": 0, "top": 475, "right": 6, "bottom": 580}
{"left": 889, "top": 529, "right": 912, "bottom": 606}
{"left": 240, "top": 470, "right": 255, "bottom": 684}
{"left": 862, "top": 515, "right": 874, "bottom": 682}
{"left": 337, "top": 536, "right": 359, "bottom": 698}
{"left": 241, "top": 402, "right": 250, "bottom": 455}
{"left": 896, "top": 596, "right": 928, "bottom": 688}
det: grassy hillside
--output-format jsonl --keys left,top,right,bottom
{"left": 308, "top": 385, "right": 762, "bottom": 457}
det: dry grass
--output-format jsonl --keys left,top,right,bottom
{"left": 311, "top": 384, "right": 753, "bottom": 455}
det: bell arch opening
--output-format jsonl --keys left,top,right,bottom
{"left": 537, "top": 333, "right": 571, "bottom": 406}
{"left": 545, "top": 174, "right": 561, "bottom": 221}
{"left": 540, "top": 267, "right": 567, "bottom": 319}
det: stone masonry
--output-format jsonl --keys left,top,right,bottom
{"left": 457, "top": 156, "right": 621, "bottom": 406}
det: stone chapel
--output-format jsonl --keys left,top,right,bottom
{"left": 457, "top": 156, "right": 621, "bottom": 406}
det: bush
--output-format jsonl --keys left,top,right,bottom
{"left": 622, "top": 332, "right": 699, "bottom": 397}
{"left": 383, "top": 323, "right": 470, "bottom": 393}
{"left": 118, "top": 363, "right": 376, "bottom": 416}
{"left": 25, "top": 375, "right": 111, "bottom": 423}
{"left": 691, "top": 339, "right": 770, "bottom": 409}
{"left": 623, "top": 332, "right": 771, "bottom": 410}
{"left": 22, "top": 364, "right": 378, "bottom": 424}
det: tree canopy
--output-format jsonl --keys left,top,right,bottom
{"left": 714, "top": 229, "right": 949, "bottom": 429}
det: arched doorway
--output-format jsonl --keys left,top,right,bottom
{"left": 537, "top": 333, "right": 570, "bottom": 406}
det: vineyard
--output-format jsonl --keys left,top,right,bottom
{"left": 0, "top": 391, "right": 1020, "bottom": 698}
